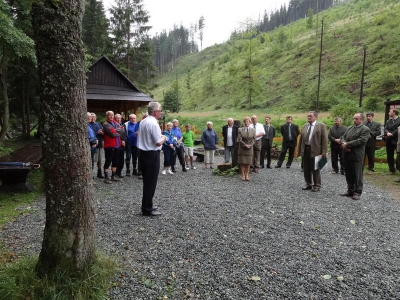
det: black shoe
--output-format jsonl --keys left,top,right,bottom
{"left": 260, "top": 165, "right": 265, "bottom": 169}
{"left": 340, "top": 170, "right": 345, "bottom": 175}
{"left": 125, "top": 170, "right": 131, "bottom": 177}
{"left": 312, "top": 187, "right": 320, "bottom": 192}
{"left": 97, "top": 169, "right": 105, "bottom": 179}
{"left": 142, "top": 210, "right": 162, "bottom": 216}
{"left": 266, "top": 165, "right": 272, "bottom": 169}
{"left": 275, "top": 165, "right": 281, "bottom": 168}
{"left": 116, "top": 173, "right": 125, "bottom": 178}
{"left": 182, "top": 168, "right": 187, "bottom": 172}
{"left": 286, "top": 165, "right": 291, "bottom": 169}
{"left": 302, "top": 185, "right": 312, "bottom": 190}
{"left": 340, "top": 191, "right": 353, "bottom": 197}
{"left": 133, "top": 169, "right": 139, "bottom": 176}
{"left": 171, "top": 169, "right": 177, "bottom": 173}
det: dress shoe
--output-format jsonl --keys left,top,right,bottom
{"left": 302, "top": 185, "right": 312, "bottom": 190}
{"left": 143, "top": 210, "right": 162, "bottom": 216}
{"left": 275, "top": 165, "right": 281, "bottom": 168}
{"left": 340, "top": 191, "right": 353, "bottom": 197}
{"left": 331, "top": 170, "right": 338, "bottom": 174}
{"left": 352, "top": 193, "right": 361, "bottom": 200}
{"left": 111, "top": 176, "right": 120, "bottom": 181}
{"left": 312, "top": 187, "right": 320, "bottom": 192}
{"left": 182, "top": 168, "right": 187, "bottom": 172}
{"left": 171, "top": 168, "right": 176, "bottom": 173}
{"left": 260, "top": 165, "right": 265, "bottom": 169}
{"left": 340, "top": 170, "right": 345, "bottom": 175}
{"left": 286, "top": 165, "right": 291, "bottom": 169}
{"left": 266, "top": 165, "right": 272, "bottom": 169}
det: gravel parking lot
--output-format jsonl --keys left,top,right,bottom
{"left": 1, "top": 155, "right": 399, "bottom": 299}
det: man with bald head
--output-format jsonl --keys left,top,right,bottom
{"left": 250, "top": 115, "right": 265, "bottom": 172}
{"left": 340, "top": 113, "right": 370, "bottom": 200}
{"left": 222, "top": 118, "right": 238, "bottom": 164}
{"left": 125, "top": 114, "right": 140, "bottom": 176}
{"left": 102, "top": 111, "right": 121, "bottom": 184}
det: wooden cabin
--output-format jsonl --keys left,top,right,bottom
{"left": 86, "top": 56, "right": 153, "bottom": 119}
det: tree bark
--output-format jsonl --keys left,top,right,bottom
{"left": 32, "top": 0, "right": 95, "bottom": 276}
{"left": 0, "top": 46, "right": 9, "bottom": 146}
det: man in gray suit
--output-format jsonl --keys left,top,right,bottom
{"left": 298, "top": 111, "right": 328, "bottom": 192}
{"left": 260, "top": 116, "right": 276, "bottom": 169}
{"left": 340, "top": 113, "right": 370, "bottom": 200}
{"left": 328, "top": 117, "right": 347, "bottom": 175}
{"left": 363, "top": 112, "right": 381, "bottom": 174}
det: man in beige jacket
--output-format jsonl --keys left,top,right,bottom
{"left": 298, "top": 111, "right": 328, "bottom": 192}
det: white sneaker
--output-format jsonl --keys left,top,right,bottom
{"left": 162, "top": 170, "right": 166, "bottom": 175}
{"left": 168, "top": 170, "right": 174, "bottom": 174}
{"left": 191, "top": 166, "right": 196, "bottom": 170}
{"left": 185, "top": 166, "right": 190, "bottom": 170}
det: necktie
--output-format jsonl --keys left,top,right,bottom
{"left": 266, "top": 126, "right": 269, "bottom": 137}
{"left": 307, "top": 124, "right": 312, "bottom": 144}
{"left": 288, "top": 124, "right": 292, "bottom": 140}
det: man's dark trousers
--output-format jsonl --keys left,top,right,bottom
{"left": 331, "top": 147, "right": 344, "bottom": 173}
{"left": 140, "top": 150, "right": 160, "bottom": 214}
{"left": 261, "top": 139, "right": 272, "bottom": 167}
{"left": 277, "top": 140, "right": 295, "bottom": 167}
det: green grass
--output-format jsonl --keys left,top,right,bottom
{"left": 152, "top": 0, "right": 400, "bottom": 114}
{"left": 0, "top": 252, "right": 118, "bottom": 300}
{"left": 0, "top": 168, "right": 44, "bottom": 228}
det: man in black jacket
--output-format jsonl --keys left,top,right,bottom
{"left": 276, "top": 116, "right": 299, "bottom": 168}
{"left": 222, "top": 118, "right": 238, "bottom": 164}
{"left": 363, "top": 112, "right": 381, "bottom": 173}
{"left": 384, "top": 109, "right": 400, "bottom": 174}
{"left": 328, "top": 117, "right": 347, "bottom": 175}
{"left": 261, "top": 116, "right": 275, "bottom": 168}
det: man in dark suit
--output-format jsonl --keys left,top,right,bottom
{"left": 261, "top": 116, "right": 275, "bottom": 168}
{"left": 276, "top": 116, "right": 299, "bottom": 168}
{"left": 298, "top": 111, "right": 328, "bottom": 192}
{"left": 363, "top": 112, "right": 381, "bottom": 173}
{"left": 222, "top": 118, "right": 239, "bottom": 164}
{"left": 340, "top": 113, "right": 371, "bottom": 200}
{"left": 384, "top": 109, "right": 400, "bottom": 174}
{"left": 328, "top": 117, "right": 347, "bottom": 175}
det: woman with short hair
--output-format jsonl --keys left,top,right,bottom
{"left": 201, "top": 121, "right": 219, "bottom": 169}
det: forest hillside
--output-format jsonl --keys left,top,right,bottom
{"left": 151, "top": 0, "right": 400, "bottom": 114}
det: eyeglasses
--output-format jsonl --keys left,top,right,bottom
{"left": 155, "top": 110, "right": 162, "bottom": 113}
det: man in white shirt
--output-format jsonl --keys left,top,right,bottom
{"left": 251, "top": 115, "right": 265, "bottom": 173}
{"left": 137, "top": 102, "right": 166, "bottom": 216}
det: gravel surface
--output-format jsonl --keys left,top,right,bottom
{"left": 1, "top": 154, "right": 400, "bottom": 299}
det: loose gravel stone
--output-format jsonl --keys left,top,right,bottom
{"left": 1, "top": 155, "right": 399, "bottom": 299}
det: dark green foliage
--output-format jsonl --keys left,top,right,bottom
{"left": 164, "top": 89, "right": 178, "bottom": 112}
{"left": 82, "top": 0, "right": 110, "bottom": 60}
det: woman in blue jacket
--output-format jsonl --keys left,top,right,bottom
{"left": 201, "top": 121, "right": 219, "bottom": 169}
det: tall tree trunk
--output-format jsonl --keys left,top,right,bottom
{"left": 22, "top": 82, "right": 27, "bottom": 138}
{"left": 25, "top": 82, "right": 31, "bottom": 140}
{"left": 0, "top": 46, "right": 9, "bottom": 146}
{"left": 32, "top": 0, "right": 95, "bottom": 276}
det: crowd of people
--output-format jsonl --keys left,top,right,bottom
{"left": 87, "top": 103, "right": 400, "bottom": 214}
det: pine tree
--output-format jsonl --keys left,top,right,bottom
{"left": 109, "top": 0, "right": 154, "bottom": 89}
{"left": 82, "top": 0, "right": 110, "bottom": 60}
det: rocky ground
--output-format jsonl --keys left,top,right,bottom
{"left": 1, "top": 155, "right": 400, "bottom": 299}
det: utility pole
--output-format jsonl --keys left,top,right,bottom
{"left": 316, "top": 19, "right": 324, "bottom": 111}
{"left": 359, "top": 46, "right": 367, "bottom": 108}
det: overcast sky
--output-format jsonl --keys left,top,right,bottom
{"left": 103, "top": 0, "right": 290, "bottom": 49}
